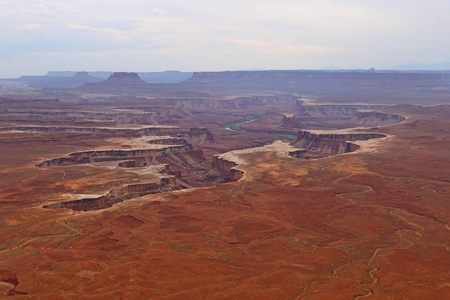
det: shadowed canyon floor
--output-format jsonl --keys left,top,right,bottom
{"left": 0, "top": 90, "right": 449, "bottom": 299}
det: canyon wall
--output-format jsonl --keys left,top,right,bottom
{"left": 182, "top": 128, "right": 215, "bottom": 144}
{"left": 297, "top": 104, "right": 363, "bottom": 117}
{"left": 0, "top": 111, "right": 159, "bottom": 125}
{"left": 351, "top": 111, "right": 406, "bottom": 126}
{"left": 2, "top": 126, "right": 215, "bottom": 145}
{"left": 2, "top": 126, "right": 177, "bottom": 135}
{"left": 293, "top": 130, "right": 386, "bottom": 154}
{"left": 36, "top": 146, "right": 189, "bottom": 167}
{"left": 293, "top": 103, "right": 406, "bottom": 128}
{"left": 172, "top": 95, "right": 296, "bottom": 110}
{"left": 43, "top": 177, "right": 182, "bottom": 211}
{"left": 211, "top": 156, "right": 244, "bottom": 182}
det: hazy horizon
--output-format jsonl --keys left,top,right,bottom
{"left": 1, "top": 0, "right": 450, "bottom": 78}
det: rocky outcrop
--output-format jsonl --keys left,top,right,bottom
{"left": 293, "top": 130, "right": 386, "bottom": 155}
{"left": 182, "top": 128, "right": 215, "bottom": 144}
{"left": 279, "top": 114, "right": 303, "bottom": 129}
{"left": 44, "top": 176, "right": 184, "bottom": 211}
{"left": 211, "top": 156, "right": 244, "bottom": 182}
{"left": 346, "top": 142, "right": 361, "bottom": 152}
{"left": 118, "top": 160, "right": 140, "bottom": 168}
{"left": 288, "top": 149, "right": 307, "bottom": 158}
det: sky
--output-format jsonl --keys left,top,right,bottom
{"left": 0, "top": 0, "right": 449, "bottom": 77}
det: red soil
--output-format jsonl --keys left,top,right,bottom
{"left": 0, "top": 101, "right": 449, "bottom": 299}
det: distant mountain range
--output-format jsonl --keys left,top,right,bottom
{"left": 45, "top": 71, "right": 193, "bottom": 82}
{"left": 2, "top": 67, "right": 450, "bottom": 89}
{"left": 393, "top": 62, "right": 450, "bottom": 70}
{"left": 1, "top": 71, "right": 194, "bottom": 88}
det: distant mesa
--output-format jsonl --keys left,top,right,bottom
{"left": 102, "top": 72, "right": 148, "bottom": 85}
{"left": 45, "top": 71, "right": 78, "bottom": 77}
{"left": 72, "top": 71, "right": 98, "bottom": 80}
{"left": 6, "top": 71, "right": 102, "bottom": 88}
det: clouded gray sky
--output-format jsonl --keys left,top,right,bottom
{"left": 1, "top": 0, "right": 449, "bottom": 77}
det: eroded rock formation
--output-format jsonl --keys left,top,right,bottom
{"left": 279, "top": 114, "right": 303, "bottom": 129}
{"left": 182, "top": 128, "right": 215, "bottom": 144}
{"left": 293, "top": 103, "right": 406, "bottom": 129}
{"left": 288, "top": 149, "right": 307, "bottom": 158}
{"left": 211, "top": 156, "right": 244, "bottom": 182}
{"left": 41, "top": 149, "right": 244, "bottom": 211}
{"left": 36, "top": 145, "right": 194, "bottom": 167}
{"left": 292, "top": 130, "right": 386, "bottom": 155}
{"left": 351, "top": 111, "right": 406, "bottom": 126}
{"left": 2, "top": 125, "right": 178, "bottom": 135}
{"left": 44, "top": 176, "right": 184, "bottom": 211}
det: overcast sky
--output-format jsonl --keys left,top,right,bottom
{"left": 0, "top": 0, "right": 449, "bottom": 77}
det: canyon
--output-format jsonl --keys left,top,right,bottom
{"left": 0, "top": 70, "right": 449, "bottom": 299}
